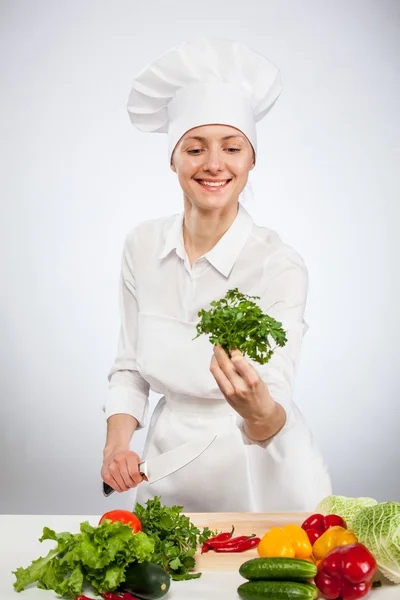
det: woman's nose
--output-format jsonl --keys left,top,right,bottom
{"left": 203, "top": 150, "right": 224, "bottom": 173}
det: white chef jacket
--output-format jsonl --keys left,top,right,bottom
{"left": 105, "top": 203, "right": 332, "bottom": 511}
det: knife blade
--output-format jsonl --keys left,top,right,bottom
{"left": 102, "top": 433, "right": 217, "bottom": 497}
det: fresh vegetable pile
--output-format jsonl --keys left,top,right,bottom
{"left": 194, "top": 288, "right": 287, "bottom": 364}
{"left": 316, "top": 495, "right": 400, "bottom": 585}
{"left": 11, "top": 492, "right": 400, "bottom": 599}
{"left": 12, "top": 520, "right": 154, "bottom": 598}
{"left": 12, "top": 496, "right": 216, "bottom": 598}
{"left": 236, "top": 500, "right": 393, "bottom": 600}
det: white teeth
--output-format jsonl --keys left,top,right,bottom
{"left": 197, "top": 180, "right": 229, "bottom": 187}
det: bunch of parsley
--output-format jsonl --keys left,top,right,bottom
{"left": 134, "top": 496, "right": 216, "bottom": 581}
{"left": 194, "top": 288, "right": 288, "bottom": 364}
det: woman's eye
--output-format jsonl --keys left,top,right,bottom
{"left": 186, "top": 147, "right": 241, "bottom": 155}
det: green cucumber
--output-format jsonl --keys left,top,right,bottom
{"left": 238, "top": 580, "right": 318, "bottom": 600}
{"left": 239, "top": 557, "right": 317, "bottom": 581}
{"left": 121, "top": 561, "right": 170, "bottom": 599}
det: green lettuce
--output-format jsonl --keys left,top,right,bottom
{"left": 315, "top": 495, "right": 378, "bottom": 528}
{"left": 352, "top": 502, "right": 400, "bottom": 584}
{"left": 13, "top": 520, "right": 154, "bottom": 598}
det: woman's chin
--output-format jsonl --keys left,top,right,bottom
{"left": 186, "top": 187, "right": 238, "bottom": 211}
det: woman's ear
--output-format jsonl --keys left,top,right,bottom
{"left": 170, "top": 153, "right": 177, "bottom": 173}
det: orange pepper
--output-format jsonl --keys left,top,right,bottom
{"left": 282, "top": 524, "right": 313, "bottom": 559}
{"left": 312, "top": 525, "right": 358, "bottom": 560}
{"left": 258, "top": 527, "right": 295, "bottom": 558}
{"left": 258, "top": 524, "right": 312, "bottom": 559}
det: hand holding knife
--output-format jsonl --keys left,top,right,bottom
{"left": 102, "top": 434, "right": 217, "bottom": 496}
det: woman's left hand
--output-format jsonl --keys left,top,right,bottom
{"left": 210, "top": 344, "right": 274, "bottom": 423}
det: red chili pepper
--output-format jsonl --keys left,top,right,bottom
{"left": 101, "top": 593, "right": 138, "bottom": 600}
{"left": 214, "top": 537, "right": 260, "bottom": 552}
{"left": 314, "top": 543, "right": 376, "bottom": 600}
{"left": 207, "top": 534, "right": 256, "bottom": 547}
{"left": 201, "top": 526, "right": 235, "bottom": 553}
{"left": 209, "top": 525, "right": 235, "bottom": 542}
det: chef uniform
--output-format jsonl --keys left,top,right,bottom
{"left": 104, "top": 38, "right": 332, "bottom": 512}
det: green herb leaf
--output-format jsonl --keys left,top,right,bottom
{"left": 134, "top": 496, "right": 216, "bottom": 581}
{"left": 193, "top": 288, "right": 288, "bottom": 364}
{"left": 13, "top": 520, "right": 155, "bottom": 598}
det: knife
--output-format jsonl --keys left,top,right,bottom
{"left": 102, "top": 433, "right": 217, "bottom": 497}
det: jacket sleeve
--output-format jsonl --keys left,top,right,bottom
{"left": 103, "top": 234, "right": 150, "bottom": 428}
{"left": 237, "top": 248, "right": 309, "bottom": 447}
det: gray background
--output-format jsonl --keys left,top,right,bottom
{"left": 1, "top": 0, "right": 399, "bottom": 515}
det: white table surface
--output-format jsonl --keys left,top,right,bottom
{"left": 1, "top": 515, "right": 398, "bottom": 600}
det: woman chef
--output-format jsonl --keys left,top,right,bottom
{"left": 101, "top": 38, "right": 332, "bottom": 511}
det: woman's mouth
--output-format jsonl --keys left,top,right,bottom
{"left": 195, "top": 178, "right": 232, "bottom": 191}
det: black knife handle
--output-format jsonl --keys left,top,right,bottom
{"left": 103, "top": 482, "right": 115, "bottom": 497}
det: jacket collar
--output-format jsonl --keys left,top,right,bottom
{"left": 159, "top": 202, "right": 253, "bottom": 277}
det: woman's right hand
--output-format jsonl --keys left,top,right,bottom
{"left": 101, "top": 446, "right": 145, "bottom": 493}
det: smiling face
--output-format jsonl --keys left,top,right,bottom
{"left": 171, "top": 124, "right": 255, "bottom": 212}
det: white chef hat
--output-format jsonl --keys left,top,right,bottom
{"left": 127, "top": 37, "right": 282, "bottom": 161}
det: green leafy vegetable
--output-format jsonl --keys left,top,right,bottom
{"left": 352, "top": 501, "right": 400, "bottom": 584}
{"left": 194, "top": 288, "right": 287, "bottom": 364}
{"left": 134, "top": 496, "right": 216, "bottom": 581}
{"left": 315, "top": 495, "right": 378, "bottom": 528}
{"left": 13, "top": 520, "right": 154, "bottom": 598}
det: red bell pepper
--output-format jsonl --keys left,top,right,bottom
{"left": 305, "top": 527, "right": 324, "bottom": 545}
{"left": 301, "top": 513, "right": 347, "bottom": 533}
{"left": 302, "top": 513, "right": 326, "bottom": 532}
{"left": 323, "top": 514, "right": 347, "bottom": 530}
{"left": 314, "top": 543, "right": 376, "bottom": 600}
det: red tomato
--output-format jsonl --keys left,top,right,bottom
{"left": 323, "top": 514, "right": 347, "bottom": 530}
{"left": 305, "top": 527, "right": 323, "bottom": 545}
{"left": 98, "top": 510, "right": 142, "bottom": 533}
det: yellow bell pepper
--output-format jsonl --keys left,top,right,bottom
{"left": 312, "top": 525, "right": 358, "bottom": 560}
{"left": 257, "top": 524, "right": 313, "bottom": 559}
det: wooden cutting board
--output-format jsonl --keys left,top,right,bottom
{"left": 186, "top": 512, "right": 310, "bottom": 572}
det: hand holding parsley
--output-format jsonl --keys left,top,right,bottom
{"left": 194, "top": 289, "right": 288, "bottom": 429}
{"left": 210, "top": 344, "right": 278, "bottom": 426}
